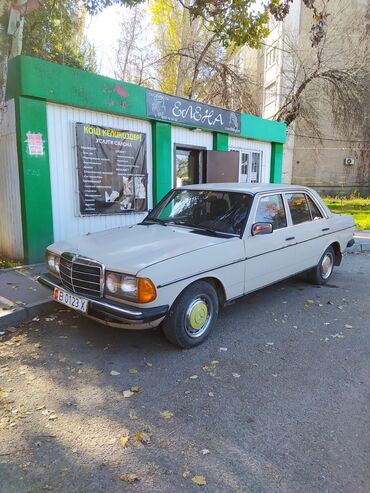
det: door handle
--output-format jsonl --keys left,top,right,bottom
{"left": 322, "top": 227, "right": 330, "bottom": 232}
{"left": 285, "top": 236, "right": 295, "bottom": 241}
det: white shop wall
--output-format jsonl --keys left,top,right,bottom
{"left": 47, "top": 103, "right": 152, "bottom": 242}
{"left": 0, "top": 99, "right": 24, "bottom": 259}
{"left": 171, "top": 126, "right": 213, "bottom": 185}
{"left": 228, "top": 136, "right": 271, "bottom": 183}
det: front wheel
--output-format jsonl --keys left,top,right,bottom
{"left": 307, "top": 246, "right": 335, "bottom": 285}
{"left": 162, "top": 281, "right": 219, "bottom": 348}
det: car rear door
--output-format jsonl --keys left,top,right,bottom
{"left": 243, "top": 192, "right": 297, "bottom": 293}
{"left": 284, "top": 191, "right": 329, "bottom": 270}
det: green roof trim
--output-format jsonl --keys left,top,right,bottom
{"left": 7, "top": 55, "right": 286, "bottom": 143}
{"left": 241, "top": 114, "right": 286, "bottom": 144}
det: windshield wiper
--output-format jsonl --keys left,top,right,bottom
{"left": 170, "top": 221, "right": 237, "bottom": 237}
{"left": 140, "top": 218, "right": 168, "bottom": 226}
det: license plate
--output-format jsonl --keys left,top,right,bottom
{"left": 53, "top": 288, "right": 88, "bottom": 313}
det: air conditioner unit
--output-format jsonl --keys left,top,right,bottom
{"left": 344, "top": 157, "right": 355, "bottom": 166}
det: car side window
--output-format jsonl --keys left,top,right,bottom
{"left": 255, "top": 194, "right": 287, "bottom": 230}
{"left": 286, "top": 193, "right": 312, "bottom": 224}
{"left": 306, "top": 195, "right": 323, "bottom": 220}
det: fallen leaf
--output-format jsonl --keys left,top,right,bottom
{"left": 131, "top": 386, "right": 141, "bottom": 393}
{"left": 34, "top": 343, "right": 42, "bottom": 349}
{"left": 123, "top": 390, "right": 134, "bottom": 398}
{"left": 120, "top": 429, "right": 130, "bottom": 447}
{"left": 6, "top": 327, "right": 17, "bottom": 333}
{"left": 48, "top": 414, "right": 58, "bottom": 421}
{"left": 182, "top": 466, "right": 190, "bottom": 478}
{"left": 160, "top": 410, "right": 173, "bottom": 419}
{"left": 135, "top": 431, "right": 151, "bottom": 444}
{"left": 232, "top": 373, "right": 240, "bottom": 378}
{"left": 192, "top": 475, "right": 206, "bottom": 486}
{"left": 120, "top": 473, "right": 139, "bottom": 483}
{"left": 110, "top": 370, "right": 120, "bottom": 376}
{"left": 129, "top": 368, "right": 137, "bottom": 374}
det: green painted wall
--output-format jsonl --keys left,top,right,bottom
{"left": 213, "top": 132, "right": 228, "bottom": 151}
{"left": 7, "top": 55, "right": 146, "bottom": 120}
{"left": 15, "top": 97, "right": 54, "bottom": 263}
{"left": 152, "top": 121, "right": 172, "bottom": 205}
{"left": 270, "top": 143, "right": 283, "bottom": 183}
{"left": 241, "top": 114, "right": 286, "bottom": 144}
{"left": 7, "top": 56, "right": 286, "bottom": 144}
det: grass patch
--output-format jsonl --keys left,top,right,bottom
{"left": 0, "top": 259, "right": 19, "bottom": 269}
{"left": 323, "top": 195, "right": 370, "bottom": 230}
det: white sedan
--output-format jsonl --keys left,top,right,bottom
{"left": 39, "top": 183, "right": 355, "bottom": 348}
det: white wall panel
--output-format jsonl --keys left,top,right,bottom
{"left": 47, "top": 103, "right": 152, "bottom": 242}
{"left": 0, "top": 100, "right": 23, "bottom": 259}
{"left": 171, "top": 125, "right": 213, "bottom": 184}
{"left": 228, "top": 136, "right": 271, "bottom": 183}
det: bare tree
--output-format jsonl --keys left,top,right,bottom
{"left": 274, "top": 1, "right": 369, "bottom": 139}
{"left": 115, "top": 5, "right": 158, "bottom": 86}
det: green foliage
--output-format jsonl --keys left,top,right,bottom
{"left": 22, "top": 0, "right": 96, "bottom": 72}
{"left": 324, "top": 196, "right": 370, "bottom": 230}
{"left": 0, "top": 258, "right": 19, "bottom": 269}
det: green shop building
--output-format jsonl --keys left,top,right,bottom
{"left": 0, "top": 55, "right": 286, "bottom": 263}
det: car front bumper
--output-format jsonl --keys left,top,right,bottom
{"left": 38, "top": 273, "right": 169, "bottom": 329}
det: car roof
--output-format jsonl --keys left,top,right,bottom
{"left": 182, "top": 183, "right": 314, "bottom": 194}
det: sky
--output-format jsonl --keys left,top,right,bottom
{"left": 85, "top": 5, "right": 126, "bottom": 78}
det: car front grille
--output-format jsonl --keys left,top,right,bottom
{"left": 59, "top": 253, "right": 103, "bottom": 298}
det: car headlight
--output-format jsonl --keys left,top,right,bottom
{"left": 45, "top": 251, "right": 60, "bottom": 276}
{"left": 105, "top": 272, "right": 156, "bottom": 303}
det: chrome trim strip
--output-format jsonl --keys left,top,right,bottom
{"left": 157, "top": 225, "right": 354, "bottom": 288}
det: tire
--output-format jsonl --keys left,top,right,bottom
{"left": 307, "top": 245, "right": 335, "bottom": 285}
{"left": 162, "top": 280, "right": 219, "bottom": 348}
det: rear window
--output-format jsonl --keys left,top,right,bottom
{"left": 286, "top": 193, "right": 311, "bottom": 225}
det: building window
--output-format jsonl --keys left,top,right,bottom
{"left": 265, "top": 46, "right": 277, "bottom": 68}
{"left": 264, "top": 82, "right": 277, "bottom": 107}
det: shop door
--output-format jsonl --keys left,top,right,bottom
{"left": 238, "top": 150, "right": 262, "bottom": 183}
{"left": 175, "top": 146, "right": 205, "bottom": 187}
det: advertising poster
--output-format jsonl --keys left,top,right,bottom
{"left": 75, "top": 123, "right": 147, "bottom": 215}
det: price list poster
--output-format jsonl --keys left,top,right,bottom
{"left": 75, "top": 123, "right": 147, "bottom": 215}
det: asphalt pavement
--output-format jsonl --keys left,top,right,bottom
{"left": 0, "top": 252, "right": 369, "bottom": 493}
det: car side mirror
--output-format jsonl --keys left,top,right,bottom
{"left": 252, "top": 222, "right": 273, "bottom": 236}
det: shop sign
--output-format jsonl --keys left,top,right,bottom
{"left": 146, "top": 89, "right": 241, "bottom": 134}
{"left": 75, "top": 123, "right": 147, "bottom": 215}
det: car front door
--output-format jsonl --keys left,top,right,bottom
{"left": 243, "top": 193, "right": 297, "bottom": 293}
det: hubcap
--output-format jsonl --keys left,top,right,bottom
{"left": 185, "top": 295, "right": 213, "bottom": 338}
{"left": 321, "top": 253, "right": 333, "bottom": 279}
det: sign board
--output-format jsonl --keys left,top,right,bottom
{"left": 146, "top": 89, "right": 241, "bottom": 134}
{"left": 75, "top": 123, "right": 147, "bottom": 215}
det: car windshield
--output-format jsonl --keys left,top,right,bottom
{"left": 145, "top": 189, "right": 253, "bottom": 236}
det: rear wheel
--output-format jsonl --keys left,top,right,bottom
{"left": 162, "top": 281, "right": 219, "bottom": 348}
{"left": 307, "top": 246, "right": 335, "bottom": 285}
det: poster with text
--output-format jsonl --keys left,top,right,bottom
{"left": 76, "top": 123, "right": 147, "bottom": 215}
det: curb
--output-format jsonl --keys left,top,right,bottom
{"left": 347, "top": 243, "right": 370, "bottom": 254}
{"left": 0, "top": 298, "right": 58, "bottom": 329}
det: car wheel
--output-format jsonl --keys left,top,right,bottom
{"left": 162, "top": 280, "right": 219, "bottom": 348}
{"left": 307, "top": 245, "right": 335, "bottom": 285}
